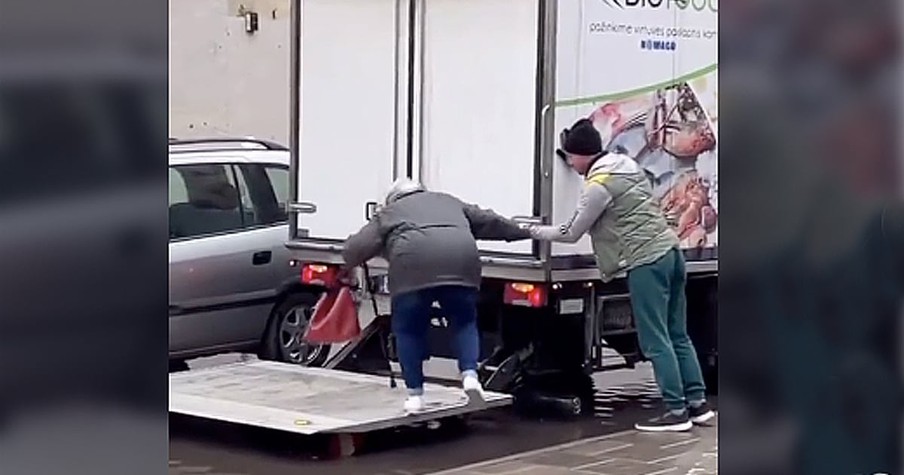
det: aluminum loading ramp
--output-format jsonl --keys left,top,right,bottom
{"left": 169, "top": 360, "right": 512, "bottom": 435}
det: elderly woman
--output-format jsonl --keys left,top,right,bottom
{"left": 341, "top": 178, "right": 530, "bottom": 413}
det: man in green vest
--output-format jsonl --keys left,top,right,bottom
{"left": 528, "top": 118, "right": 715, "bottom": 432}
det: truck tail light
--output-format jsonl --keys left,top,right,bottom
{"left": 300, "top": 263, "right": 338, "bottom": 287}
{"left": 503, "top": 282, "right": 548, "bottom": 308}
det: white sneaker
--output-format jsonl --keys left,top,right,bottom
{"left": 403, "top": 395, "right": 425, "bottom": 414}
{"left": 462, "top": 375, "right": 486, "bottom": 405}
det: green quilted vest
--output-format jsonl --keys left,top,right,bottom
{"left": 585, "top": 169, "right": 679, "bottom": 281}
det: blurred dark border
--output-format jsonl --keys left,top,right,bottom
{"left": 719, "top": 0, "right": 902, "bottom": 474}
{"left": 0, "top": 0, "right": 168, "bottom": 474}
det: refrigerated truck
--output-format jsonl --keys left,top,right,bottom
{"left": 284, "top": 0, "right": 719, "bottom": 412}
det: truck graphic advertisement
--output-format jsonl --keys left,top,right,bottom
{"left": 552, "top": 0, "right": 719, "bottom": 254}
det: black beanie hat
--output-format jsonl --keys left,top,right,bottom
{"left": 561, "top": 118, "right": 602, "bottom": 156}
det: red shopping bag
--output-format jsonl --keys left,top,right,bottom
{"left": 303, "top": 285, "right": 361, "bottom": 344}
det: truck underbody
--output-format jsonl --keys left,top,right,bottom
{"left": 285, "top": 244, "right": 718, "bottom": 416}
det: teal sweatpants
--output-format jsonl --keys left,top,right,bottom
{"left": 627, "top": 247, "right": 707, "bottom": 411}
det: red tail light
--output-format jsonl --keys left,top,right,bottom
{"left": 503, "top": 282, "right": 548, "bottom": 308}
{"left": 301, "top": 263, "right": 338, "bottom": 287}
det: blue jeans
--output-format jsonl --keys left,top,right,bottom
{"left": 391, "top": 285, "right": 480, "bottom": 393}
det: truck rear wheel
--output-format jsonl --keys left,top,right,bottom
{"left": 260, "top": 292, "right": 331, "bottom": 367}
{"left": 513, "top": 370, "right": 596, "bottom": 417}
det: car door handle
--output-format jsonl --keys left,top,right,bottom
{"left": 252, "top": 251, "right": 272, "bottom": 266}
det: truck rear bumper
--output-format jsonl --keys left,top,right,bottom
{"left": 285, "top": 239, "right": 717, "bottom": 282}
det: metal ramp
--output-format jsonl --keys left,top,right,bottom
{"left": 169, "top": 360, "right": 512, "bottom": 435}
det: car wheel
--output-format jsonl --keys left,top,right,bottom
{"left": 261, "top": 292, "right": 331, "bottom": 367}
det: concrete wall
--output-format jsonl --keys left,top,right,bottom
{"left": 169, "top": 0, "right": 291, "bottom": 144}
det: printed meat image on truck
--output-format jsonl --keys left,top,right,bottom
{"left": 586, "top": 79, "right": 719, "bottom": 249}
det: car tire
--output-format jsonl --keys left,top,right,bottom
{"left": 260, "top": 292, "right": 331, "bottom": 367}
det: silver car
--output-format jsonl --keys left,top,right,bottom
{"left": 168, "top": 138, "right": 328, "bottom": 369}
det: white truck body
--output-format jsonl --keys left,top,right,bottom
{"left": 277, "top": 0, "right": 719, "bottom": 404}
{"left": 289, "top": 0, "right": 718, "bottom": 281}
{"left": 169, "top": 1, "right": 722, "bottom": 431}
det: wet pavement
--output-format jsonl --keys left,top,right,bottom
{"left": 427, "top": 422, "right": 717, "bottom": 475}
{"left": 169, "top": 356, "right": 718, "bottom": 475}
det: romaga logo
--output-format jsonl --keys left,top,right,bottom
{"left": 599, "top": 0, "right": 717, "bottom": 12}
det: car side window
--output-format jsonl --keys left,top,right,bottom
{"left": 233, "top": 166, "right": 259, "bottom": 225}
{"left": 264, "top": 165, "right": 290, "bottom": 214}
{"left": 169, "top": 164, "right": 244, "bottom": 240}
{"left": 169, "top": 167, "right": 189, "bottom": 205}
{"left": 235, "top": 164, "right": 288, "bottom": 226}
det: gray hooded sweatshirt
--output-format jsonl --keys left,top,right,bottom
{"left": 342, "top": 190, "right": 531, "bottom": 295}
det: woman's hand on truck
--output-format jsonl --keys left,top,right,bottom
{"left": 517, "top": 222, "right": 540, "bottom": 238}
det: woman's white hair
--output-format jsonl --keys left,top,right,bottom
{"left": 384, "top": 177, "right": 424, "bottom": 204}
